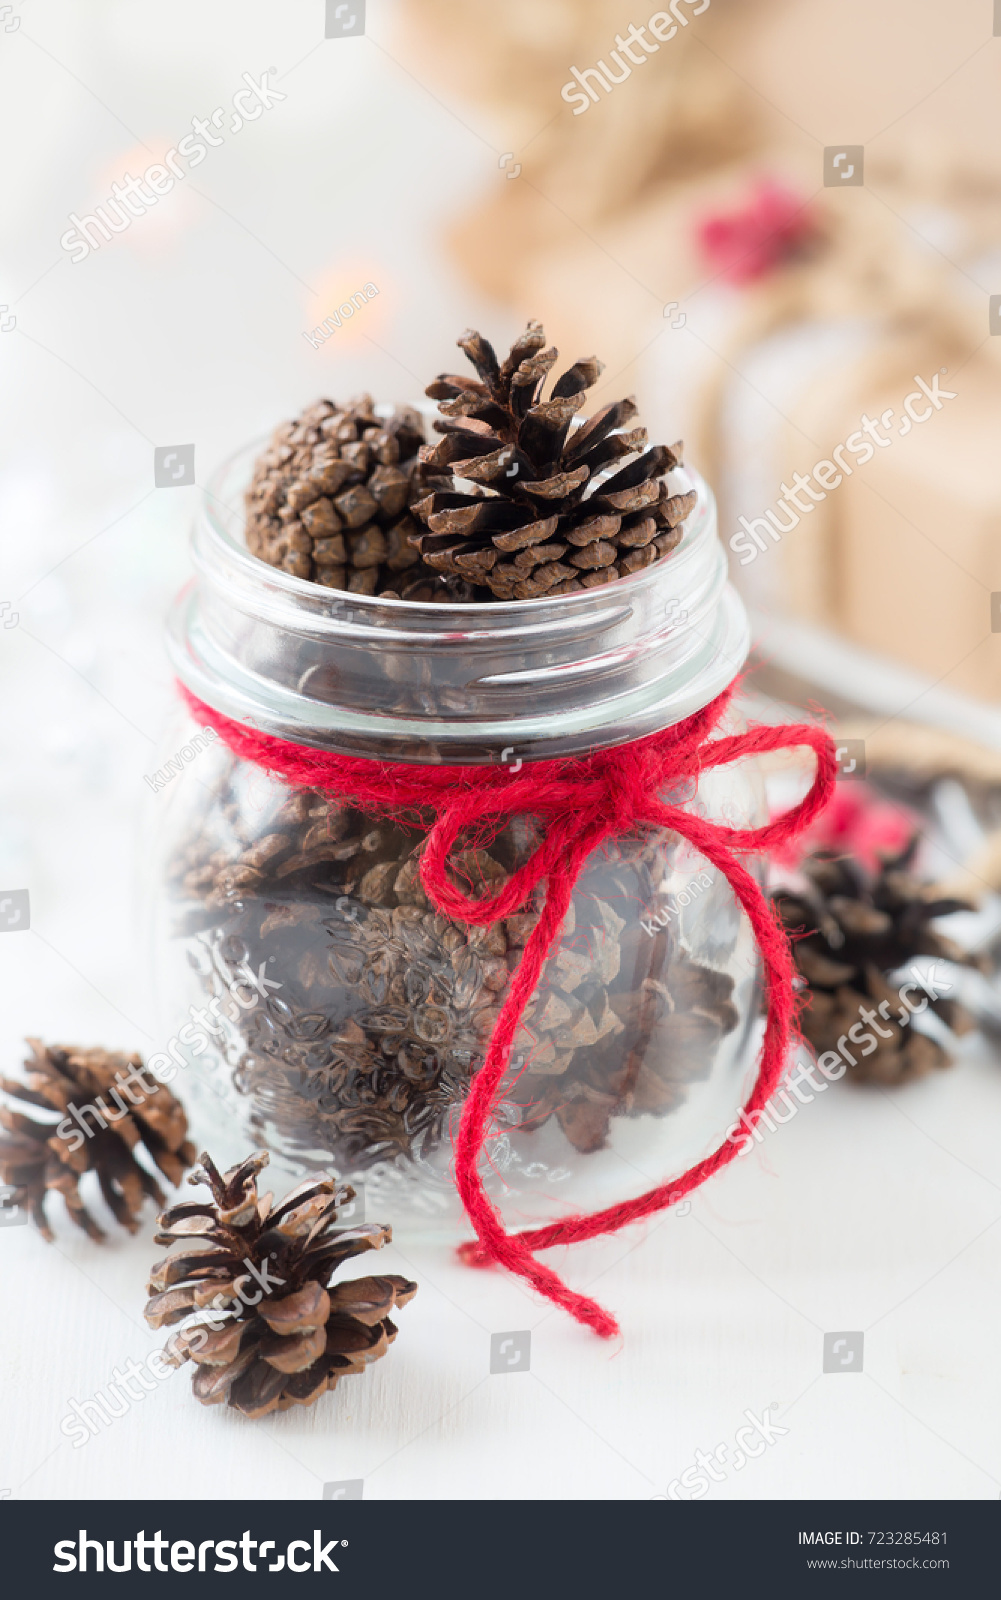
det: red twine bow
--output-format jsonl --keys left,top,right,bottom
{"left": 182, "top": 683, "right": 835, "bottom": 1339}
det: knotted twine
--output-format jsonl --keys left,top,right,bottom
{"left": 182, "top": 683, "right": 835, "bottom": 1338}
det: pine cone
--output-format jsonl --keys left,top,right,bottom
{"left": 0, "top": 1039, "right": 196, "bottom": 1241}
{"left": 510, "top": 893, "right": 738, "bottom": 1153}
{"left": 773, "top": 842, "right": 975, "bottom": 1086}
{"left": 145, "top": 1150, "right": 416, "bottom": 1418}
{"left": 411, "top": 321, "right": 695, "bottom": 600}
{"left": 168, "top": 783, "right": 413, "bottom": 914}
{"left": 168, "top": 786, "right": 515, "bottom": 1169}
{"left": 169, "top": 757, "right": 741, "bottom": 1167}
{"left": 244, "top": 396, "right": 433, "bottom": 598}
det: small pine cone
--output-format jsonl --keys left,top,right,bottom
{"left": 0, "top": 1039, "right": 196, "bottom": 1241}
{"left": 773, "top": 839, "right": 975, "bottom": 1087}
{"left": 411, "top": 321, "right": 694, "bottom": 601}
{"left": 244, "top": 396, "right": 439, "bottom": 599}
{"left": 145, "top": 1151, "right": 417, "bottom": 1418}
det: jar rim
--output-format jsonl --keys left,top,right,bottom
{"left": 167, "top": 440, "right": 750, "bottom": 762}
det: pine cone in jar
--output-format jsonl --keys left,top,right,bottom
{"left": 411, "top": 320, "right": 695, "bottom": 600}
{"left": 166, "top": 782, "right": 511, "bottom": 1170}
{"left": 506, "top": 849, "right": 739, "bottom": 1154}
{"left": 171, "top": 767, "right": 741, "bottom": 1168}
{"left": 240, "top": 897, "right": 505, "bottom": 1173}
{"left": 244, "top": 396, "right": 429, "bottom": 598}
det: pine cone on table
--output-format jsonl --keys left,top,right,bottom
{"left": 772, "top": 842, "right": 976, "bottom": 1086}
{"left": 0, "top": 1039, "right": 196, "bottom": 1241}
{"left": 244, "top": 396, "right": 431, "bottom": 598}
{"left": 145, "top": 1150, "right": 417, "bottom": 1418}
{"left": 411, "top": 320, "right": 696, "bottom": 600}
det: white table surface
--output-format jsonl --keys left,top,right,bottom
{"left": 4, "top": 1013, "right": 1001, "bottom": 1502}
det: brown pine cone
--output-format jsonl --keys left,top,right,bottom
{"left": 169, "top": 756, "right": 740, "bottom": 1167}
{"left": 167, "top": 782, "right": 427, "bottom": 916}
{"left": 244, "top": 395, "right": 432, "bottom": 598}
{"left": 515, "top": 940, "right": 738, "bottom": 1152}
{"left": 411, "top": 320, "right": 695, "bottom": 600}
{"left": 773, "top": 840, "right": 976, "bottom": 1086}
{"left": 0, "top": 1039, "right": 196, "bottom": 1241}
{"left": 146, "top": 1151, "right": 417, "bottom": 1418}
{"left": 168, "top": 785, "right": 515, "bottom": 1169}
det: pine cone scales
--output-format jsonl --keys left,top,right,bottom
{"left": 0, "top": 1040, "right": 196, "bottom": 1240}
{"left": 773, "top": 842, "right": 975, "bottom": 1086}
{"left": 412, "top": 321, "right": 695, "bottom": 600}
{"left": 510, "top": 893, "right": 739, "bottom": 1153}
{"left": 146, "top": 1151, "right": 416, "bottom": 1418}
{"left": 244, "top": 396, "right": 427, "bottom": 597}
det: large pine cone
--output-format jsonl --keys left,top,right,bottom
{"left": 244, "top": 396, "right": 430, "bottom": 597}
{"left": 411, "top": 321, "right": 696, "bottom": 600}
{"left": 773, "top": 842, "right": 975, "bottom": 1086}
{"left": 146, "top": 1151, "right": 416, "bottom": 1418}
{"left": 0, "top": 1039, "right": 196, "bottom": 1240}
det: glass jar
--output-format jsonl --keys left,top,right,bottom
{"left": 150, "top": 440, "right": 763, "bottom": 1227}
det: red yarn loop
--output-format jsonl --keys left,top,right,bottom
{"left": 181, "top": 684, "right": 836, "bottom": 1338}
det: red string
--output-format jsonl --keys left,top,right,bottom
{"left": 181, "top": 683, "right": 836, "bottom": 1338}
